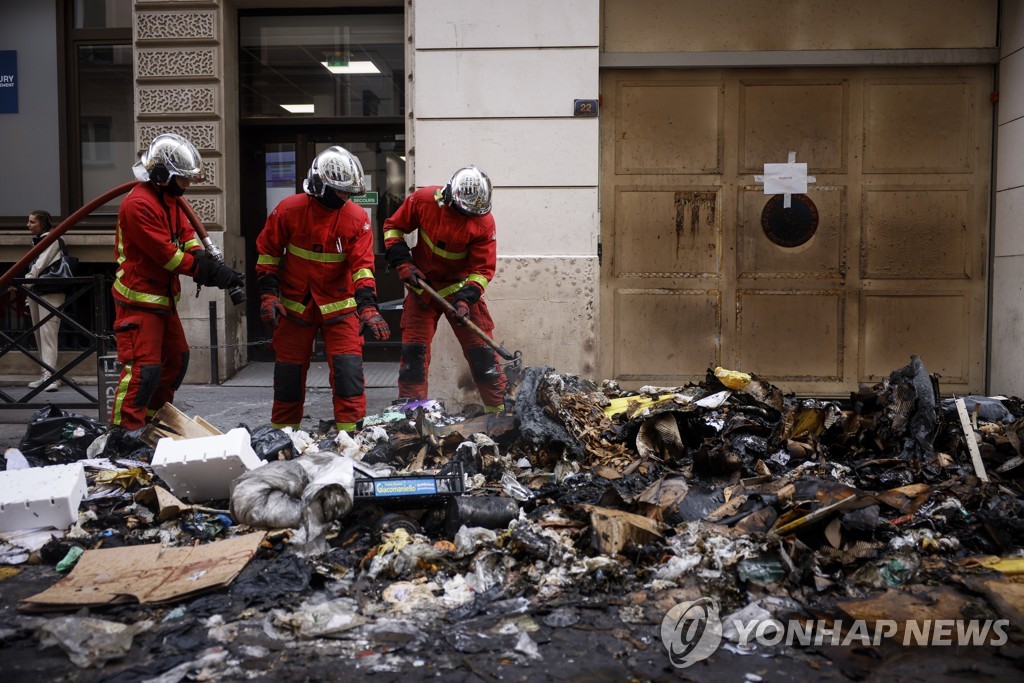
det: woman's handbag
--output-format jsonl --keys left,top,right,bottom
{"left": 33, "top": 238, "right": 76, "bottom": 294}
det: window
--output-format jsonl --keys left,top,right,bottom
{"left": 65, "top": 0, "right": 133, "bottom": 217}
{"left": 239, "top": 12, "right": 404, "bottom": 120}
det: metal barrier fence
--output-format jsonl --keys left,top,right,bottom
{"left": 0, "top": 274, "right": 111, "bottom": 420}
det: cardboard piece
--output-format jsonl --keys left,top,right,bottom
{"left": 581, "top": 504, "right": 662, "bottom": 555}
{"left": 134, "top": 485, "right": 191, "bottom": 521}
{"left": 140, "top": 403, "right": 222, "bottom": 447}
{"left": 20, "top": 532, "right": 265, "bottom": 611}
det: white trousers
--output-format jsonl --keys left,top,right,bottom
{"left": 28, "top": 291, "right": 66, "bottom": 372}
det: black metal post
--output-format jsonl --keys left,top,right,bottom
{"left": 209, "top": 299, "right": 219, "bottom": 385}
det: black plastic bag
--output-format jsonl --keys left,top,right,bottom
{"left": 19, "top": 405, "right": 107, "bottom": 466}
{"left": 248, "top": 424, "right": 294, "bottom": 461}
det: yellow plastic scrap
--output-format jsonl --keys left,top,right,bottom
{"left": 965, "top": 556, "right": 1024, "bottom": 576}
{"left": 376, "top": 528, "right": 412, "bottom": 556}
{"left": 94, "top": 468, "right": 152, "bottom": 490}
{"left": 603, "top": 394, "right": 678, "bottom": 419}
{"left": 791, "top": 409, "right": 826, "bottom": 439}
{"left": 714, "top": 366, "right": 751, "bottom": 391}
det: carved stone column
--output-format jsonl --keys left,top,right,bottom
{"left": 134, "top": 1, "right": 245, "bottom": 381}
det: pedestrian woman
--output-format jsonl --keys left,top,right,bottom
{"left": 24, "top": 210, "right": 66, "bottom": 390}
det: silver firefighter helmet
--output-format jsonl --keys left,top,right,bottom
{"left": 304, "top": 146, "right": 367, "bottom": 197}
{"left": 445, "top": 165, "right": 492, "bottom": 216}
{"left": 134, "top": 133, "right": 204, "bottom": 185}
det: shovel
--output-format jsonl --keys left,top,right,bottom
{"left": 413, "top": 277, "right": 523, "bottom": 383}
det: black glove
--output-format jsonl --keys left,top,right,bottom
{"left": 447, "top": 283, "right": 482, "bottom": 326}
{"left": 193, "top": 255, "right": 244, "bottom": 290}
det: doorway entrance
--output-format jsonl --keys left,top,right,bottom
{"left": 239, "top": 128, "right": 406, "bottom": 362}
{"left": 237, "top": 8, "right": 406, "bottom": 363}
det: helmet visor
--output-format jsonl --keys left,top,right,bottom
{"left": 318, "top": 147, "right": 366, "bottom": 196}
{"left": 145, "top": 134, "right": 204, "bottom": 182}
{"left": 450, "top": 167, "right": 492, "bottom": 215}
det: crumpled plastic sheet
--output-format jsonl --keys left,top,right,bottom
{"left": 266, "top": 595, "right": 366, "bottom": 639}
{"left": 230, "top": 452, "right": 355, "bottom": 556}
{"left": 659, "top": 522, "right": 766, "bottom": 581}
{"left": 142, "top": 647, "right": 232, "bottom": 683}
{"left": 36, "top": 616, "right": 153, "bottom": 668}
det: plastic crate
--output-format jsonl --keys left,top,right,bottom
{"left": 0, "top": 462, "right": 87, "bottom": 532}
{"left": 353, "top": 465, "right": 464, "bottom": 505}
{"left": 151, "top": 427, "right": 263, "bottom": 502}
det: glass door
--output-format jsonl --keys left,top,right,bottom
{"left": 238, "top": 8, "right": 406, "bottom": 362}
{"left": 239, "top": 130, "right": 405, "bottom": 361}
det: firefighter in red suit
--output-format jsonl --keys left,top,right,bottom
{"left": 383, "top": 165, "right": 507, "bottom": 412}
{"left": 110, "top": 133, "right": 244, "bottom": 430}
{"left": 256, "top": 146, "right": 390, "bottom": 433}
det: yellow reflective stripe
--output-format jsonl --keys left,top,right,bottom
{"left": 163, "top": 249, "right": 185, "bottom": 271}
{"left": 287, "top": 243, "right": 347, "bottom": 263}
{"left": 257, "top": 254, "right": 281, "bottom": 265}
{"left": 466, "top": 273, "right": 489, "bottom": 290}
{"left": 114, "top": 277, "right": 171, "bottom": 306}
{"left": 435, "top": 280, "right": 465, "bottom": 298}
{"left": 182, "top": 238, "right": 201, "bottom": 251}
{"left": 116, "top": 269, "right": 124, "bottom": 278}
{"left": 319, "top": 297, "right": 357, "bottom": 315}
{"left": 280, "top": 296, "right": 308, "bottom": 314}
{"left": 272, "top": 422, "right": 300, "bottom": 430}
{"left": 112, "top": 362, "right": 133, "bottom": 426}
{"left": 337, "top": 422, "right": 357, "bottom": 433}
{"left": 405, "top": 281, "right": 459, "bottom": 296}
{"left": 352, "top": 268, "right": 374, "bottom": 282}
{"left": 384, "top": 229, "right": 405, "bottom": 240}
{"left": 484, "top": 404, "right": 504, "bottom": 414}
{"left": 146, "top": 408, "right": 159, "bottom": 417}
{"left": 421, "top": 232, "right": 467, "bottom": 260}
{"left": 115, "top": 221, "right": 126, "bottom": 266}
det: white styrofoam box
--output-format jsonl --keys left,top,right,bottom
{"left": 151, "top": 428, "right": 263, "bottom": 503}
{"left": 0, "top": 462, "right": 87, "bottom": 532}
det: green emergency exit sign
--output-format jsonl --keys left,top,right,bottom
{"left": 352, "top": 192, "right": 378, "bottom": 206}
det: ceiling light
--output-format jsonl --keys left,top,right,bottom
{"left": 320, "top": 60, "right": 380, "bottom": 75}
{"left": 281, "top": 103, "right": 314, "bottom": 114}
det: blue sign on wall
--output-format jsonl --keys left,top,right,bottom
{"left": 0, "top": 51, "right": 17, "bottom": 114}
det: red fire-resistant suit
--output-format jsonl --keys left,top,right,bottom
{"left": 383, "top": 187, "right": 507, "bottom": 410}
{"left": 110, "top": 182, "right": 203, "bottom": 430}
{"left": 256, "top": 193, "right": 378, "bottom": 431}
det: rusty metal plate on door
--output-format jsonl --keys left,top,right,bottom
{"left": 760, "top": 194, "right": 818, "bottom": 247}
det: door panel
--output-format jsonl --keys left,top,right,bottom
{"left": 600, "top": 66, "right": 992, "bottom": 395}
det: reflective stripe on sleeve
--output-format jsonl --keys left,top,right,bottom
{"left": 257, "top": 254, "right": 281, "bottom": 265}
{"left": 352, "top": 268, "right": 374, "bottom": 282}
{"left": 183, "top": 238, "right": 201, "bottom": 251}
{"left": 163, "top": 250, "right": 185, "bottom": 271}
{"left": 466, "top": 273, "right": 489, "bottom": 290}
{"left": 384, "top": 229, "right": 406, "bottom": 241}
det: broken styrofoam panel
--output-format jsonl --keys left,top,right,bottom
{"left": 0, "top": 462, "right": 88, "bottom": 532}
{"left": 151, "top": 428, "right": 263, "bottom": 503}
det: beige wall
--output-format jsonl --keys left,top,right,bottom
{"left": 603, "top": 0, "right": 997, "bottom": 52}
{"left": 990, "top": 2, "right": 1024, "bottom": 395}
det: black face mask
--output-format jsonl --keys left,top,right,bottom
{"left": 315, "top": 191, "right": 345, "bottom": 209}
{"left": 164, "top": 178, "right": 186, "bottom": 197}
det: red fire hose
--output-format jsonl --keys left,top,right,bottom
{"left": 1, "top": 181, "right": 226, "bottom": 291}
{"left": 0, "top": 181, "right": 140, "bottom": 291}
